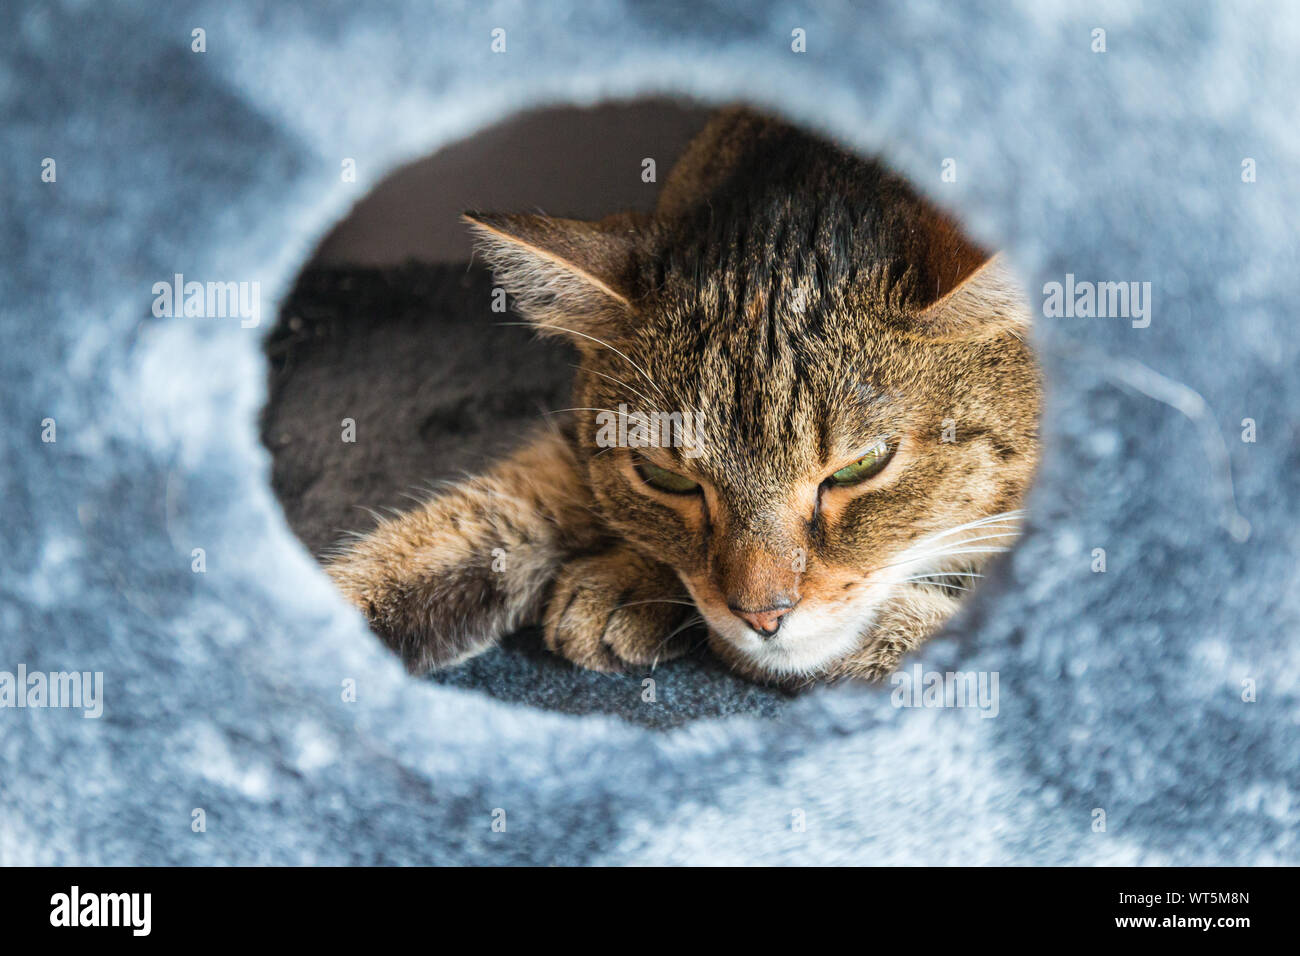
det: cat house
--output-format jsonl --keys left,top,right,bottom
{"left": 3, "top": 1, "right": 1295, "bottom": 864}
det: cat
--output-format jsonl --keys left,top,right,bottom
{"left": 325, "top": 107, "right": 1041, "bottom": 685}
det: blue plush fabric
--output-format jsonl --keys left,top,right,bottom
{"left": 2, "top": 0, "right": 1297, "bottom": 864}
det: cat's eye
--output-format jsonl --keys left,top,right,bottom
{"left": 635, "top": 459, "right": 701, "bottom": 494}
{"left": 827, "top": 440, "right": 894, "bottom": 487}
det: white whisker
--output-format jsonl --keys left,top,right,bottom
{"left": 575, "top": 365, "right": 664, "bottom": 415}
{"left": 902, "top": 571, "right": 985, "bottom": 582}
{"left": 613, "top": 598, "right": 699, "bottom": 611}
{"left": 545, "top": 406, "right": 628, "bottom": 417}
{"left": 500, "top": 321, "right": 672, "bottom": 407}
{"left": 917, "top": 510, "right": 1025, "bottom": 545}
{"left": 874, "top": 545, "right": 1012, "bottom": 575}
{"left": 922, "top": 531, "right": 1022, "bottom": 549}
{"left": 904, "top": 580, "right": 975, "bottom": 592}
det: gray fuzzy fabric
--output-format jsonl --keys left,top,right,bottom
{"left": 2, "top": 0, "right": 1298, "bottom": 864}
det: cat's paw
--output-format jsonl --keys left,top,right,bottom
{"left": 544, "top": 547, "right": 697, "bottom": 672}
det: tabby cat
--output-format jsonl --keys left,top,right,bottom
{"left": 325, "top": 107, "right": 1040, "bottom": 684}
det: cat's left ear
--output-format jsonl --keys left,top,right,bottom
{"left": 908, "top": 212, "right": 1029, "bottom": 341}
{"left": 462, "top": 211, "right": 642, "bottom": 339}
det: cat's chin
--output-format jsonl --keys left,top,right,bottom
{"left": 718, "top": 617, "right": 867, "bottom": 679}
{"left": 690, "top": 585, "right": 886, "bottom": 680}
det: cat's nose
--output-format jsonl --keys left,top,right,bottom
{"left": 730, "top": 602, "right": 796, "bottom": 637}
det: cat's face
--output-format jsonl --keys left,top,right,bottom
{"left": 464, "top": 109, "right": 1039, "bottom": 679}
{"left": 570, "top": 277, "right": 1039, "bottom": 678}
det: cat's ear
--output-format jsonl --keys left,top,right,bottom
{"left": 910, "top": 253, "right": 1028, "bottom": 340}
{"left": 907, "top": 213, "right": 1029, "bottom": 340}
{"left": 462, "top": 211, "right": 642, "bottom": 338}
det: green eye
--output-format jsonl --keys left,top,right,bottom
{"left": 636, "top": 460, "right": 701, "bottom": 494}
{"left": 828, "top": 440, "right": 894, "bottom": 486}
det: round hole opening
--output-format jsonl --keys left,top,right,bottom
{"left": 261, "top": 98, "right": 1041, "bottom": 726}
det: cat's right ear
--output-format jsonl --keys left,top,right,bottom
{"left": 910, "top": 253, "right": 1028, "bottom": 341}
{"left": 462, "top": 212, "right": 642, "bottom": 339}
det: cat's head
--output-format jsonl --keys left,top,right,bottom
{"left": 466, "top": 112, "right": 1040, "bottom": 680}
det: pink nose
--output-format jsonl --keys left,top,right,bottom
{"left": 733, "top": 605, "right": 794, "bottom": 637}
